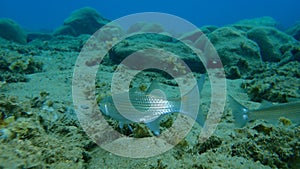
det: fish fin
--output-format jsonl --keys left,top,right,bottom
{"left": 259, "top": 100, "right": 273, "bottom": 109}
{"left": 196, "top": 108, "right": 205, "bottom": 126}
{"left": 197, "top": 74, "right": 206, "bottom": 94}
{"left": 146, "top": 118, "right": 161, "bottom": 136}
{"left": 127, "top": 124, "right": 133, "bottom": 132}
{"left": 147, "top": 79, "right": 161, "bottom": 94}
{"left": 228, "top": 95, "right": 249, "bottom": 127}
{"left": 118, "top": 122, "right": 124, "bottom": 129}
{"left": 183, "top": 74, "right": 205, "bottom": 97}
{"left": 195, "top": 74, "right": 206, "bottom": 127}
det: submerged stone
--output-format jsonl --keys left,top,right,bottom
{"left": 247, "top": 27, "right": 297, "bottom": 62}
{"left": 0, "top": 18, "right": 27, "bottom": 44}
{"left": 54, "top": 7, "right": 110, "bottom": 37}
{"left": 208, "top": 26, "right": 261, "bottom": 77}
{"left": 232, "top": 16, "right": 278, "bottom": 31}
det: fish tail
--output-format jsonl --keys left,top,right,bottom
{"left": 195, "top": 109, "right": 205, "bottom": 126}
{"left": 228, "top": 95, "right": 249, "bottom": 127}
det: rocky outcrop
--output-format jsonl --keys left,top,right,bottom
{"left": 54, "top": 7, "right": 110, "bottom": 37}
{"left": 231, "top": 16, "right": 278, "bottom": 31}
{"left": 209, "top": 27, "right": 261, "bottom": 66}
{"left": 0, "top": 18, "right": 27, "bottom": 44}
{"left": 247, "top": 27, "right": 297, "bottom": 62}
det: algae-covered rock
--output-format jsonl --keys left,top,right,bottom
{"left": 247, "top": 27, "right": 296, "bottom": 62}
{"left": 231, "top": 124, "right": 300, "bottom": 169}
{"left": 209, "top": 27, "right": 261, "bottom": 64}
{"left": 179, "top": 30, "right": 204, "bottom": 43}
{"left": 0, "top": 50, "right": 43, "bottom": 82}
{"left": 0, "top": 95, "right": 25, "bottom": 119}
{"left": 286, "top": 22, "right": 300, "bottom": 41}
{"left": 127, "top": 22, "right": 164, "bottom": 34}
{"left": 199, "top": 25, "right": 218, "bottom": 35}
{"left": 96, "top": 24, "right": 124, "bottom": 41}
{"left": 232, "top": 16, "right": 278, "bottom": 31}
{"left": 278, "top": 42, "right": 300, "bottom": 66}
{"left": 0, "top": 115, "right": 88, "bottom": 169}
{"left": 109, "top": 33, "right": 205, "bottom": 73}
{"left": 54, "top": 7, "right": 110, "bottom": 37}
{"left": 242, "top": 61, "right": 300, "bottom": 102}
{"left": 132, "top": 124, "right": 152, "bottom": 138}
{"left": 208, "top": 27, "right": 261, "bottom": 78}
{"left": 195, "top": 135, "right": 223, "bottom": 154}
{"left": 0, "top": 18, "right": 27, "bottom": 44}
{"left": 8, "top": 57, "right": 43, "bottom": 74}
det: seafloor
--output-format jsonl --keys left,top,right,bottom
{"left": 0, "top": 8, "right": 299, "bottom": 169}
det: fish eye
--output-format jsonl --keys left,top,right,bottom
{"left": 242, "top": 108, "right": 248, "bottom": 113}
{"left": 242, "top": 114, "right": 248, "bottom": 120}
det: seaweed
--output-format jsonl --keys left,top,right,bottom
{"left": 0, "top": 50, "right": 43, "bottom": 82}
{"left": 195, "top": 135, "right": 223, "bottom": 154}
{"left": 231, "top": 123, "right": 300, "bottom": 168}
{"left": 150, "top": 159, "right": 168, "bottom": 169}
{"left": 0, "top": 94, "right": 25, "bottom": 119}
{"left": 132, "top": 124, "right": 152, "bottom": 138}
{"left": 242, "top": 61, "right": 300, "bottom": 102}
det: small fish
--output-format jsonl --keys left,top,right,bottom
{"left": 229, "top": 95, "right": 300, "bottom": 127}
{"left": 99, "top": 75, "right": 206, "bottom": 135}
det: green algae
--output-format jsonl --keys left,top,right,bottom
{"left": 0, "top": 49, "right": 43, "bottom": 82}
{"left": 241, "top": 61, "right": 300, "bottom": 102}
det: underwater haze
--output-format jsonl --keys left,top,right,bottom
{"left": 1, "top": 0, "right": 300, "bottom": 30}
{"left": 0, "top": 0, "right": 300, "bottom": 168}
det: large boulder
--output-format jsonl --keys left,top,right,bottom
{"left": 199, "top": 25, "right": 218, "bottom": 35}
{"left": 127, "top": 22, "right": 164, "bottom": 34}
{"left": 247, "top": 27, "right": 297, "bottom": 62}
{"left": 208, "top": 27, "right": 261, "bottom": 66}
{"left": 231, "top": 16, "right": 278, "bottom": 32}
{"left": 54, "top": 7, "right": 110, "bottom": 37}
{"left": 109, "top": 33, "right": 205, "bottom": 73}
{"left": 179, "top": 30, "right": 204, "bottom": 43}
{"left": 0, "top": 18, "right": 27, "bottom": 44}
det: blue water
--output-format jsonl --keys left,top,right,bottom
{"left": 1, "top": 0, "right": 300, "bottom": 30}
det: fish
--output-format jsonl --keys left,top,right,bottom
{"left": 228, "top": 95, "right": 300, "bottom": 127}
{"left": 99, "top": 74, "right": 206, "bottom": 135}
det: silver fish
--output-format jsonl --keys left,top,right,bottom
{"left": 99, "top": 75, "right": 205, "bottom": 135}
{"left": 229, "top": 95, "right": 300, "bottom": 127}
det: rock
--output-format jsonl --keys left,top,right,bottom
{"left": 54, "top": 7, "right": 110, "bottom": 37}
{"left": 0, "top": 18, "right": 27, "bottom": 44}
{"left": 96, "top": 24, "right": 124, "bottom": 41}
{"left": 179, "top": 26, "right": 217, "bottom": 44}
{"left": 127, "top": 22, "right": 164, "bottom": 34}
{"left": 278, "top": 42, "right": 300, "bottom": 66}
{"left": 180, "top": 30, "right": 204, "bottom": 43}
{"left": 232, "top": 16, "right": 278, "bottom": 31}
{"left": 226, "top": 66, "right": 241, "bottom": 79}
{"left": 208, "top": 27, "right": 261, "bottom": 71}
{"left": 241, "top": 61, "right": 300, "bottom": 102}
{"left": 109, "top": 33, "right": 205, "bottom": 73}
{"left": 247, "top": 27, "right": 297, "bottom": 62}
{"left": 286, "top": 22, "right": 300, "bottom": 40}
{"left": 200, "top": 25, "right": 218, "bottom": 35}
{"left": 0, "top": 47, "right": 43, "bottom": 82}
